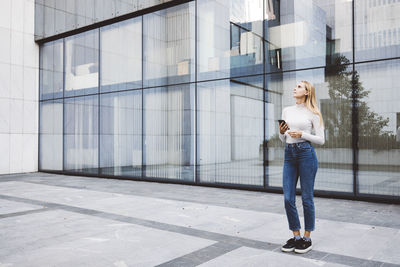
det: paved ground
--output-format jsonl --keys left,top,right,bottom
{"left": 0, "top": 172, "right": 399, "bottom": 267}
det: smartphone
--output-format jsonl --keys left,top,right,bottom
{"left": 278, "top": 119, "right": 286, "bottom": 125}
{"left": 278, "top": 120, "right": 289, "bottom": 129}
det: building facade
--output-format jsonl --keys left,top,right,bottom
{"left": 12, "top": 0, "right": 400, "bottom": 202}
{"left": 0, "top": 0, "right": 38, "bottom": 174}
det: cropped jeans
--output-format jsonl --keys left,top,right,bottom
{"left": 283, "top": 141, "right": 318, "bottom": 232}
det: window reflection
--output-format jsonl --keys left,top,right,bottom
{"left": 64, "top": 95, "right": 99, "bottom": 173}
{"left": 65, "top": 30, "right": 99, "bottom": 97}
{"left": 39, "top": 100, "right": 63, "bottom": 170}
{"left": 265, "top": 67, "right": 354, "bottom": 192}
{"left": 100, "top": 91, "right": 142, "bottom": 177}
{"left": 265, "top": 0, "right": 353, "bottom": 71}
{"left": 356, "top": 60, "right": 400, "bottom": 196}
{"left": 143, "top": 85, "right": 195, "bottom": 181}
{"left": 355, "top": 0, "right": 400, "bottom": 61}
{"left": 197, "top": 78, "right": 264, "bottom": 186}
{"left": 40, "top": 40, "right": 63, "bottom": 100}
{"left": 101, "top": 18, "right": 142, "bottom": 93}
{"left": 143, "top": 2, "right": 195, "bottom": 87}
{"left": 197, "top": 0, "right": 264, "bottom": 81}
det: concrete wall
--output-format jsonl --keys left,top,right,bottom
{"left": 0, "top": 0, "right": 39, "bottom": 174}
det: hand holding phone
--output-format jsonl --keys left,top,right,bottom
{"left": 278, "top": 120, "right": 289, "bottom": 134}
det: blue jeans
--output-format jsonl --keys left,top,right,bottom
{"left": 283, "top": 141, "right": 318, "bottom": 232}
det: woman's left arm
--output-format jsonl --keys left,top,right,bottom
{"left": 301, "top": 114, "right": 325, "bottom": 145}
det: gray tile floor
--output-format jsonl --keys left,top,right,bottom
{"left": 0, "top": 172, "right": 399, "bottom": 267}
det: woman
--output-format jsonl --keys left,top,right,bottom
{"left": 279, "top": 81, "right": 325, "bottom": 254}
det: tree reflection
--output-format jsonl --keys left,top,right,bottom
{"left": 324, "top": 55, "right": 397, "bottom": 150}
{"left": 267, "top": 55, "right": 397, "bottom": 151}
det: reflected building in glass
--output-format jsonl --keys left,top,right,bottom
{"left": 37, "top": 0, "right": 400, "bottom": 202}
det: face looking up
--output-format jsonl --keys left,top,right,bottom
{"left": 293, "top": 82, "right": 308, "bottom": 99}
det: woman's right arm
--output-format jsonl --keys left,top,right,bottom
{"left": 279, "top": 108, "right": 287, "bottom": 143}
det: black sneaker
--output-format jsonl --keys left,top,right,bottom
{"left": 294, "top": 238, "right": 312, "bottom": 253}
{"left": 281, "top": 237, "right": 298, "bottom": 252}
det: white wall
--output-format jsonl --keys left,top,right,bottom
{"left": 0, "top": 0, "right": 39, "bottom": 174}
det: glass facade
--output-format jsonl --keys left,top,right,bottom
{"left": 64, "top": 95, "right": 99, "bottom": 173}
{"left": 265, "top": 69, "right": 355, "bottom": 193}
{"left": 356, "top": 59, "right": 400, "bottom": 196}
{"left": 143, "top": 3, "right": 195, "bottom": 87}
{"left": 197, "top": 0, "right": 264, "bottom": 80}
{"left": 99, "top": 90, "right": 142, "bottom": 177}
{"left": 197, "top": 77, "right": 264, "bottom": 186}
{"left": 38, "top": 0, "right": 400, "bottom": 202}
{"left": 355, "top": 0, "right": 400, "bottom": 61}
{"left": 65, "top": 30, "right": 99, "bottom": 97}
{"left": 40, "top": 40, "right": 63, "bottom": 100}
{"left": 144, "top": 84, "right": 195, "bottom": 180}
{"left": 100, "top": 17, "right": 142, "bottom": 93}
{"left": 39, "top": 99, "right": 63, "bottom": 170}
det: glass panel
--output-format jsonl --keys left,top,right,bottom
{"left": 55, "top": 9, "right": 66, "bottom": 34}
{"left": 356, "top": 60, "right": 400, "bottom": 196}
{"left": 143, "top": 2, "right": 195, "bottom": 87}
{"left": 197, "top": 0, "right": 264, "bottom": 81}
{"left": 39, "top": 99, "right": 63, "bottom": 170}
{"left": 36, "top": 0, "right": 184, "bottom": 40}
{"left": 40, "top": 40, "right": 63, "bottom": 100}
{"left": 65, "top": 29, "right": 99, "bottom": 97}
{"left": 94, "top": 0, "right": 116, "bottom": 23}
{"left": 143, "top": 84, "right": 195, "bottom": 181}
{"left": 64, "top": 95, "right": 99, "bottom": 173}
{"left": 100, "top": 17, "right": 142, "bottom": 93}
{"left": 65, "top": 1, "right": 75, "bottom": 30}
{"left": 355, "top": 0, "right": 400, "bottom": 61}
{"left": 265, "top": 67, "right": 353, "bottom": 192}
{"left": 35, "top": 2, "right": 45, "bottom": 38}
{"left": 44, "top": 5, "right": 55, "bottom": 37}
{"left": 265, "top": 0, "right": 353, "bottom": 72}
{"left": 197, "top": 78, "right": 264, "bottom": 186}
{"left": 100, "top": 90, "right": 142, "bottom": 177}
{"left": 84, "top": 0, "right": 96, "bottom": 25}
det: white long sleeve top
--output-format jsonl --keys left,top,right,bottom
{"left": 279, "top": 103, "right": 325, "bottom": 145}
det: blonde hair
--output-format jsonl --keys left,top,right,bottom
{"left": 301, "top": 80, "right": 324, "bottom": 128}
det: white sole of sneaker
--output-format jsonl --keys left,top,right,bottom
{"left": 281, "top": 247, "right": 295, "bottom": 252}
{"left": 294, "top": 245, "right": 312, "bottom": 254}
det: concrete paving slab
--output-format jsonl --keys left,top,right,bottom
{"left": 0, "top": 209, "right": 215, "bottom": 266}
{"left": 4, "top": 172, "right": 399, "bottom": 229}
{"left": 198, "top": 247, "right": 349, "bottom": 267}
{"left": 0, "top": 181, "right": 399, "bottom": 265}
{"left": 0, "top": 198, "right": 43, "bottom": 214}
{"left": 0, "top": 173, "right": 399, "bottom": 266}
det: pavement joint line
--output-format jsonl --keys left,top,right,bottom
{"left": 0, "top": 207, "right": 52, "bottom": 219}
{"left": 154, "top": 241, "right": 242, "bottom": 267}
{"left": 12, "top": 179, "right": 400, "bottom": 230}
{"left": 0, "top": 193, "right": 395, "bottom": 267}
